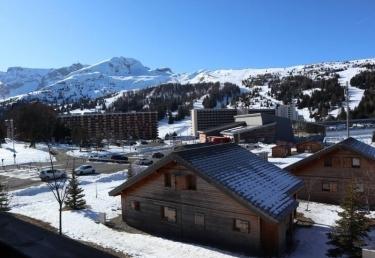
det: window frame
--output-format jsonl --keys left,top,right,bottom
{"left": 324, "top": 157, "right": 332, "bottom": 167}
{"left": 164, "top": 173, "right": 172, "bottom": 188}
{"left": 130, "top": 200, "right": 140, "bottom": 211}
{"left": 351, "top": 158, "right": 361, "bottom": 168}
{"left": 186, "top": 175, "right": 197, "bottom": 190}
{"left": 161, "top": 206, "right": 177, "bottom": 223}
{"left": 322, "top": 182, "right": 338, "bottom": 192}
{"left": 233, "top": 219, "right": 250, "bottom": 233}
{"left": 194, "top": 213, "right": 205, "bottom": 227}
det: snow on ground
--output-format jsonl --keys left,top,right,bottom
{"left": 0, "top": 167, "right": 40, "bottom": 181}
{"left": 249, "top": 143, "right": 312, "bottom": 168}
{"left": 10, "top": 170, "right": 375, "bottom": 258}
{"left": 0, "top": 139, "right": 54, "bottom": 166}
{"left": 292, "top": 200, "right": 375, "bottom": 257}
{"left": 158, "top": 117, "right": 193, "bottom": 139}
{"left": 10, "top": 171, "right": 250, "bottom": 258}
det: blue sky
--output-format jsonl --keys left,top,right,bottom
{"left": 1, "top": 0, "right": 374, "bottom": 72}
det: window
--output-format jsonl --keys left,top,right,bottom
{"left": 161, "top": 206, "right": 176, "bottom": 223}
{"left": 332, "top": 157, "right": 341, "bottom": 167}
{"left": 322, "top": 182, "right": 330, "bottom": 192}
{"left": 322, "top": 182, "right": 338, "bottom": 192}
{"left": 352, "top": 158, "right": 361, "bottom": 168}
{"left": 194, "top": 213, "right": 205, "bottom": 226}
{"left": 186, "top": 175, "right": 197, "bottom": 190}
{"left": 164, "top": 173, "right": 171, "bottom": 187}
{"left": 233, "top": 219, "right": 250, "bottom": 233}
{"left": 324, "top": 157, "right": 332, "bottom": 167}
{"left": 131, "top": 201, "right": 140, "bottom": 211}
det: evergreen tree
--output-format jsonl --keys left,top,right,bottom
{"left": 0, "top": 182, "right": 10, "bottom": 212}
{"left": 167, "top": 111, "right": 174, "bottom": 124}
{"left": 326, "top": 183, "right": 370, "bottom": 258}
{"left": 372, "top": 131, "right": 375, "bottom": 143}
{"left": 64, "top": 173, "right": 86, "bottom": 210}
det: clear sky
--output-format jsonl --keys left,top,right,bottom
{"left": 1, "top": 0, "right": 375, "bottom": 72}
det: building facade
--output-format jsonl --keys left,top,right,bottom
{"left": 275, "top": 104, "right": 301, "bottom": 121}
{"left": 59, "top": 112, "right": 158, "bottom": 141}
{"left": 285, "top": 137, "right": 375, "bottom": 206}
{"left": 191, "top": 109, "right": 238, "bottom": 136}
{"left": 110, "top": 144, "right": 303, "bottom": 256}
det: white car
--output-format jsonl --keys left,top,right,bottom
{"left": 39, "top": 169, "right": 67, "bottom": 181}
{"left": 75, "top": 165, "right": 95, "bottom": 175}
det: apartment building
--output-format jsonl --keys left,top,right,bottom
{"left": 191, "top": 109, "right": 238, "bottom": 136}
{"left": 59, "top": 112, "right": 158, "bottom": 141}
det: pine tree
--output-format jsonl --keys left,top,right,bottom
{"left": 326, "top": 183, "right": 370, "bottom": 258}
{"left": 64, "top": 173, "right": 86, "bottom": 210}
{"left": 0, "top": 182, "right": 10, "bottom": 212}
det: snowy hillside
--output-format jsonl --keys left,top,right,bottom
{"left": 1, "top": 57, "right": 375, "bottom": 121}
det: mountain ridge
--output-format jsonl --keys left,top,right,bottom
{"left": 1, "top": 56, "right": 375, "bottom": 121}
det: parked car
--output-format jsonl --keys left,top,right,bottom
{"left": 111, "top": 154, "right": 129, "bottom": 162}
{"left": 75, "top": 165, "right": 95, "bottom": 175}
{"left": 152, "top": 152, "right": 164, "bottom": 159}
{"left": 140, "top": 140, "right": 148, "bottom": 145}
{"left": 39, "top": 169, "right": 67, "bottom": 181}
{"left": 136, "top": 158, "right": 153, "bottom": 166}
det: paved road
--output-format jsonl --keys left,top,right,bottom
{"left": 0, "top": 212, "right": 119, "bottom": 258}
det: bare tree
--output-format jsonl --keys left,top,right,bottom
{"left": 304, "top": 177, "right": 317, "bottom": 211}
{"left": 45, "top": 144, "right": 69, "bottom": 235}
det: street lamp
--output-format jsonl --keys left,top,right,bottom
{"left": 5, "top": 119, "right": 15, "bottom": 164}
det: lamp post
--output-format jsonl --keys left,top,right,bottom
{"left": 5, "top": 119, "right": 15, "bottom": 164}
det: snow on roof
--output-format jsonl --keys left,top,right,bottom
{"left": 285, "top": 137, "right": 375, "bottom": 170}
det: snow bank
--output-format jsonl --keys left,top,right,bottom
{"left": 0, "top": 140, "right": 53, "bottom": 165}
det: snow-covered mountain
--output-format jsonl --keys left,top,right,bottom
{"left": 1, "top": 56, "right": 374, "bottom": 121}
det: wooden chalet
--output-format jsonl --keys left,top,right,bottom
{"left": 285, "top": 137, "right": 375, "bottom": 206}
{"left": 109, "top": 143, "right": 303, "bottom": 256}
{"left": 295, "top": 140, "right": 324, "bottom": 153}
{"left": 272, "top": 145, "right": 292, "bottom": 158}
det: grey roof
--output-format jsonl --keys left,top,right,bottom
{"left": 109, "top": 143, "right": 303, "bottom": 222}
{"left": 340, "top": 137, "right": 375, "bottom": 159}
{"left": 221, "top": 123, "right": 276, "bottom": 135}
{"left": 198, "top": 122, "right": 246, "bottom": 135}
{"left": 285, "top": 137, "right": 375, "bottom": 170}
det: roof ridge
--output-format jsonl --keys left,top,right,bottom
{"left": 173, "top": 142, "right": 235, "bottom": 153}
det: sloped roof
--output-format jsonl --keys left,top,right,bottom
{"left": 109, "top": 143, "right": 303, "bottom": 222}
{"left": 221, "top": 122, "right": 276, "bottom": 135}
{"left": 198, "top": 122, "right": 246, "bottom": 135}
{"left": 285, "top": 137, "right": 375, "bottom": 170}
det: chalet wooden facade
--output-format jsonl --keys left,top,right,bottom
{"left": 272, "top": 145, "right": 292, "bottom": 158}
{"left": 285, "top": 137, "right": 375, "bottom": 207}
{"left": 110, "top": 144, "right": 303, "bottom": 256}
{"left": 295, "top": 140, "right": 324, "bottom": 153}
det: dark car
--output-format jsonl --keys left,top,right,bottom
{"left": 152, "top": 152, "right": 164, "bottom": 159}
{"left": 111, "top": 155, "right": 129, "bottom": 162}
{"left": 136, "top": 158, "right": 153, "bottom": 166}
{"left": 140, "top": 140, "right": 148, "bottom": 145}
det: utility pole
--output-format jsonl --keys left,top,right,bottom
{"left": 346, "top": 82, "right": 350, "bottom": 138}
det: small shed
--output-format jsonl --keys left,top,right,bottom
{"left": 272, "top": 145, "right": 292, "bottom": 158}
{"left": 296, "top": 140, "right": 324, "bottom": 153}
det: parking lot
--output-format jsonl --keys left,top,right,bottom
{"left": 0, "top": 152, "right": 129, "bottom": 191}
